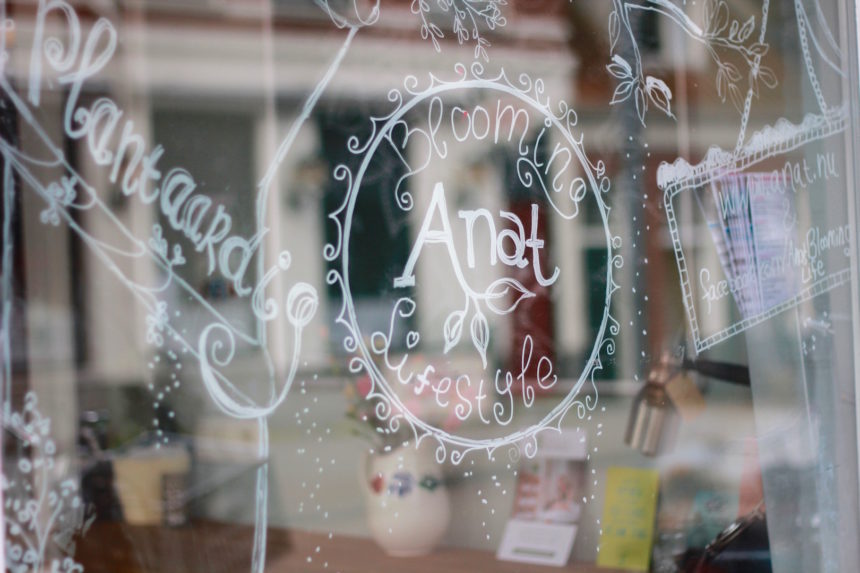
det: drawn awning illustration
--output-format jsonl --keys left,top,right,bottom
{"left": 606, "top": 0, "right": 850, "bottom": 352}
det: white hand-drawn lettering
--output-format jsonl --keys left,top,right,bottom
{"left": 0, "top": 2, "right": 382, "bottom": 573}
{"left": 325, "top": 63, "right": 621, "bottom": 464}
{"left": 609, "top": 0, "right": 852, "bottom": 353}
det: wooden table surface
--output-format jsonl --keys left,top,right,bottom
{"left": 76, "top": 520, "right": 627, "bottom": 573}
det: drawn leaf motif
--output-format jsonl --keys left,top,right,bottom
{"left": 749, "top": 69, "right": 760, "bottom": 97}
{"left": 728, "top": 83, "right": 744, "bottom": 113}
{"left": 470, "top": 310, "right": 489, "bottom": 368}
{"left": 749, "top": 42, "right": 769, "bottom": 58}
{"left": 645, "top": 76, "right": 673, "bottom": 117}
{"left": 757, "top": 65, "right": 778, "bottom": 89}
{"left": 607, "top": 54, "right": 632, "bottom": 80}
{"left": 610, "top": 80, "right": 635, "bottom": 104}
{"left": 738, "top": 16, "right": 755, "bottom": 42}
{"left": 723, "top": 63, "right": 741, "bottom": 83}
{"left": 713, "top": 1, "right": 729, "bottom": 36}
{"left": 634, "top": 85, "right": 647, "bottom": 125}
{"left": 475, "top": 43, "right": 489, "bottom": 62}
{"left": 443, "top": 309, "right": 466, "bottom": 354}
{"left": 716, "top": 68, "right": 726, "bottom": 101}
{"left": 729, "top": 20, "right": 739, "bottom": 40}
{"left": 608, "top": 10, "right": 620, "bottom": 52}
{"left": 484, "top": 278, "right": 535, "bottom": 315}
{"left": 703, "top": 0, "right": 713, "bottom": 29}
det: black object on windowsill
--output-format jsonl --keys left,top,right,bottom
{"left": 682, "top": 358, "right": 751, "bottom": 387}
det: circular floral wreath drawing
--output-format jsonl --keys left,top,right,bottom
{"left": 325, "top": 62, "right": 622, "bottom": 464}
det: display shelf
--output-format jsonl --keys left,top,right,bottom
{"left": 76, "top": 520, "right": 624, "bottom": 573}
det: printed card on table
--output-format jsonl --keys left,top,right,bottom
{"left": 496, "top": 429, "right": 587, "bottom": 567}
{"left": 597, "top": 467, "right": 659, "bottom": 572}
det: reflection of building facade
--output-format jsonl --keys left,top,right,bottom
{"left": 3, "top": 0, "right": 857, "bottom": 569}
{"left": 5, "top": 1, "right": 602, "bottom": 386}
{"left": 5, "top": 0, "right": 755, "bottom": 394}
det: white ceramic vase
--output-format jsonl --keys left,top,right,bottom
{"left": 361, "top": 445, "right": 451, "bottom": 556}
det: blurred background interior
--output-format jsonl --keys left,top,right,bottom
{"left": 2, "top": 0, "right": 859, "bottom": 572}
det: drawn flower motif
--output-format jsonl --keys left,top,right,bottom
{"left": 149, "top": 223, "right": 168, "bottom": 259}
{"left": 145, "top": 300, "right": 169, "bottom": 347}
{"left": 4, "top": 392, "right": 91, "bottom": 573}
{"left": 148, "top": 224, "right": 186, "bottom": 268}
{"left": 169, "top": 244, "right": 185, "bottom": 267}
{"left": 39, "top": 205, "right": 60, "bottom": 226}
{"left": 38, "top": 176, "right": 79, "bottom": 226}
{"left": 54, "top": 176, "right": 77, "bottom": 205}
{"left": 53, "top": 557, "right": 85, "bottom": 573}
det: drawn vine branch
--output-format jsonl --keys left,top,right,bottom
{"left": 608, "top": 0, "right": 776, "bottom": 124}
{"left": 411, "top": 0, "right": 507, "bottom": 61}
{"left": 443, "top": 277, "right": 534, "bottom": 367}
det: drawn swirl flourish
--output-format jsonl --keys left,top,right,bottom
{"left": 324, "top": 63, "right": 623, "bottom": 463}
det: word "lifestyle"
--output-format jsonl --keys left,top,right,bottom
{"left": 405, "top": 333, "right": 558, "bottom": 426}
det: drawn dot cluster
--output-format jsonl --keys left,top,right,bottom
{"left": 145, "top": 307, "right": 188, "bottom": 450}
{"left": 294, "top": 373, "right": 335, "bottom": 570}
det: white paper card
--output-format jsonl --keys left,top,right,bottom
{"left": 496, "top": 519, "right": 578, "bottom": 567}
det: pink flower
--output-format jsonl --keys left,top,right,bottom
{"left": 403, "top": 398, "right": 423, "bottom": 418}
{"left": 356, "top": 375, "right": 373, "bottom": 398}
{"left": 442, "top": 410, "right": 463, "bottom": 433}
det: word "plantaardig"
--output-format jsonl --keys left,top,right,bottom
{"left": 26, "top": 4, "right": 261, "bottom": 296}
